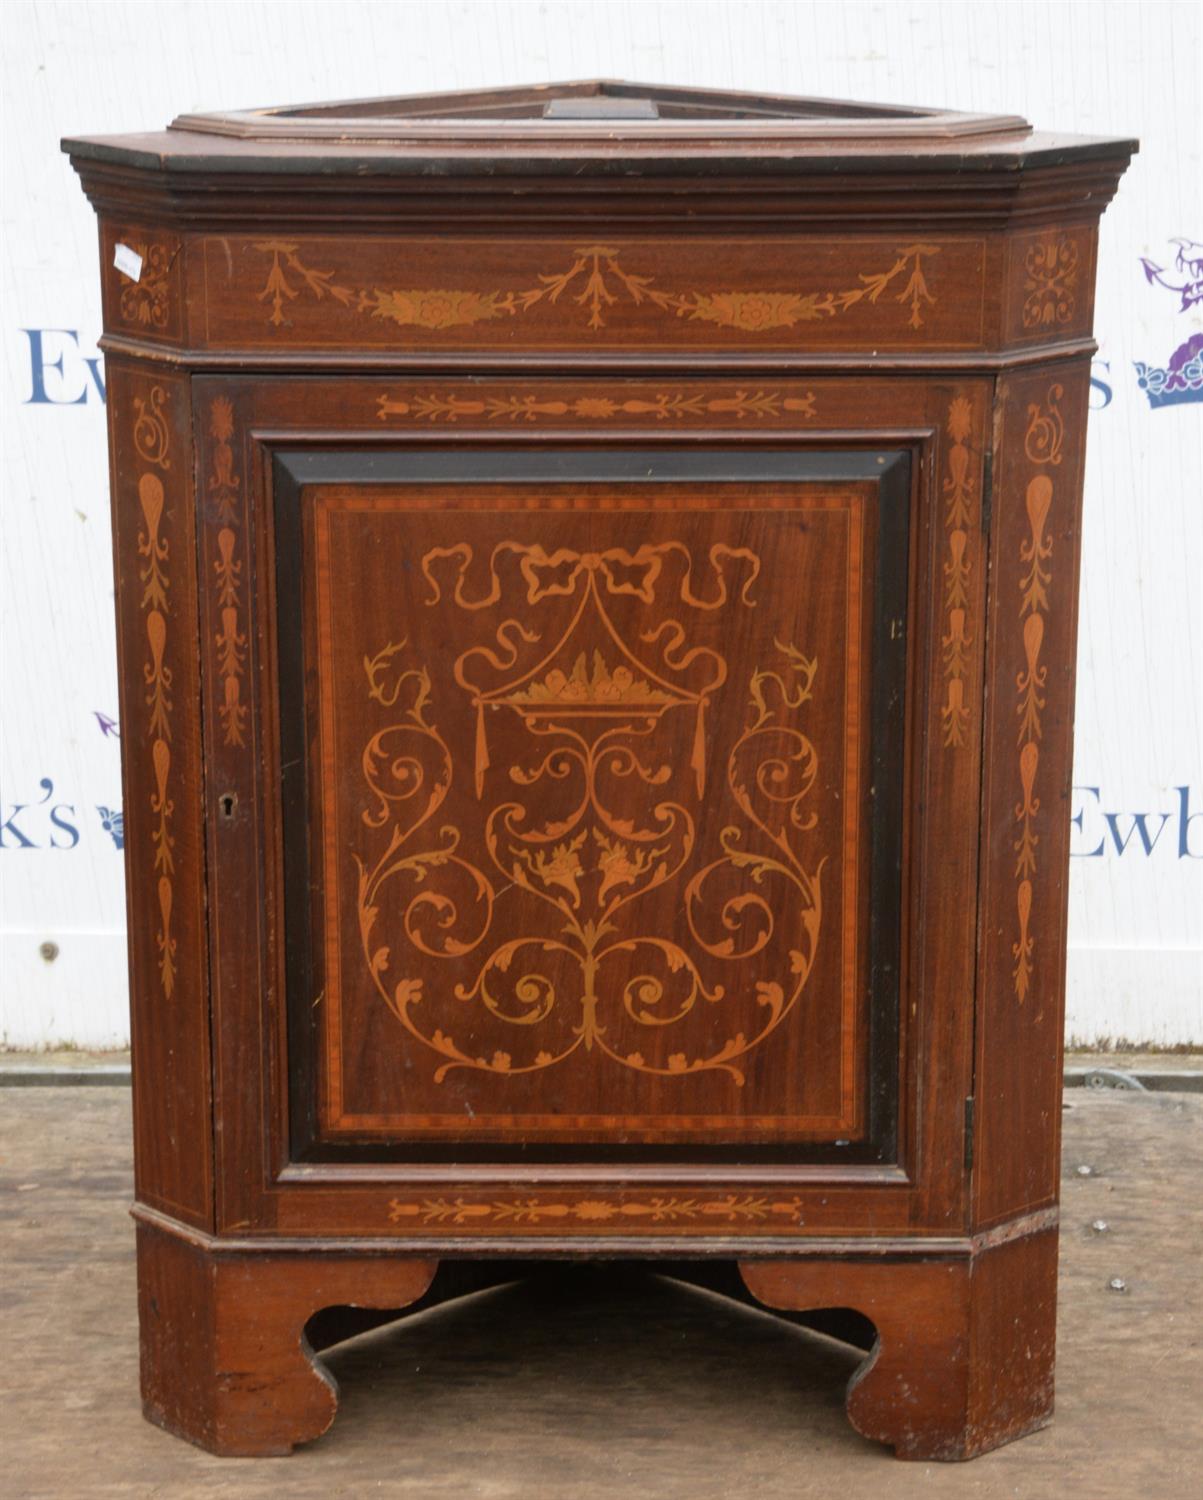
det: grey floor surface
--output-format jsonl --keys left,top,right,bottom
{"left": 1, "top": 1086, "right": 1199, "bottom": 1498}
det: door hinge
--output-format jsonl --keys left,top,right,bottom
{"left": 980, "top": 452, "right": 993, "bottom": 534}
{"left": 964, "top": 1095, "right": 976, "bottom": 1171}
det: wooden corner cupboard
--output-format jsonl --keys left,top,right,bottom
{"left": 65, "top": 80, "right": 1134, "bottom": 1460}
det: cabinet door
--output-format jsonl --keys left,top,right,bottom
{"left": 271, "top": 447, "right": 908, "bottom": 1164}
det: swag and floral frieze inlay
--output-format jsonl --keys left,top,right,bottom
{"left": 252, "top": 239, "right": 941, "bottom": 335}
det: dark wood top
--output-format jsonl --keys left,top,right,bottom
{"left": 63, "top": 77, "right": 1136, "bottom": 179}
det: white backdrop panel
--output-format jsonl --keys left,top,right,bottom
{"left": 1, "top": 0, "right": 1200, "bottom": 1046}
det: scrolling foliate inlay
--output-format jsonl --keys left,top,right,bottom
{"left": 1012, "top": 384, "right": 1063, "bottom": 1001}
{"left": 118, "top": 242, "right": 174, "bottom": 329}
{"left": 940, "top": 396, "right": 977, "bottom": 748}
{"left": 206, "top": 397, "right": 248, "bottom": 749}
{"left": 387, "top": 1193, "right": 806, "bottom": 1227}
{"left": 254, "top": 240, "right": 939, "bottom": 334}
{"left": 132, "top": 387, "right": 172, "bottom": 471}
{"left": 354, "top": 543, "right": 825, "bottom": 1087}
{"left": 135, "top": 429, "right": 176, "bottom": 998}
{"left": 376, "top": 388, "right": 818, "bottom": 424}
{"left": 106, "top": 229, "right": 183, "bottom": 342}
{"left": 1022, "top": 238, "right": 1079, "bottom": 330}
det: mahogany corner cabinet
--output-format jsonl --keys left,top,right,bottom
{"left": 65, "top": 81, "right": 1134, "bottom": 1461}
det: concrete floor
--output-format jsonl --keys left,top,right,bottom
{"left": 1, "top": 1088, "right": 1199, "bottom": 1499}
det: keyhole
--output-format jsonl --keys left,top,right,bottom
{"left": 219, "top": 792, "right": 237, "bottom": 820}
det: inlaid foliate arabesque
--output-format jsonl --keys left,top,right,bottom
{"left": 308, "top": 485, "right": 876, "bottom": 1142}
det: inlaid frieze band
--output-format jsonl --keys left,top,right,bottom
{"left": 255, "top": 239, "right": 940, "bottom": 334}
{"left": 376, "top": 388, "right": 818, "bottom": 424}
{"left": 387, "top": 1193, "right": 806, "bottom": 1226}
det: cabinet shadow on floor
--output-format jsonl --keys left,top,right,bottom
{"left": 309, "top": 1264, "right": 873, "bottom": 1458}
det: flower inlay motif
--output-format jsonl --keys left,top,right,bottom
{"left": 354, "top": 542, "right": 826, "bottom": 1086}
{"left": 254, "top": 241, "right": 940, "bottom": 334}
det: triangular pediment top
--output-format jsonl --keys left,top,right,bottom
{"left": 168, "top": 77, "right": 1032, "bottom": 145}
{"left": 64, "top": 78, "right": 1137, "bottom": 217}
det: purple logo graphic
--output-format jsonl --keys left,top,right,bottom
{"left": 96, "top": 806, "right": 125, "bottom": 850}
{"left": 1134, "top": 238, "right": 1203, "bottom": 409}
{"left": 93, "top": 710, "right": 120, "bottom": 739}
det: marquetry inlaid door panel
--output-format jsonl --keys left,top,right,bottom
{"left": 271, "top": 449, "right": 909, "bottom": 1161}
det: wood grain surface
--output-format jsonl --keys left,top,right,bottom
{"left": 69, "top": 83, "right": 1130, "bottom": 1458}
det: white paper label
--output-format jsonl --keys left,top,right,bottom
{"left": 113, "top": 242, "right": 143, "bottom": 282}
